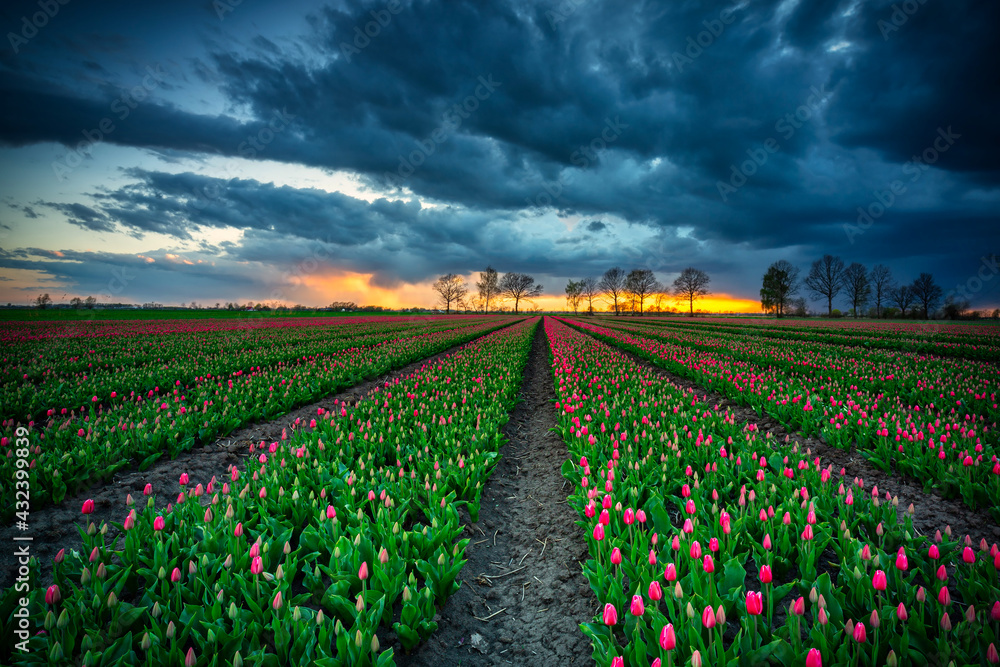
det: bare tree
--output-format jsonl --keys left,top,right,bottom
{"left": 868, "top": 265, "right": 894, "bottom": 318}
{"left": 805, "top": 254, "right": 846, "bottom": 316}
{"left": 910, "top": 273, "right": 942, "bottom": 319}
{"left": 35, "top": 293, "right": 52, "bottom": 309}
{"left": 499, "top": 272, "right": 543, "bottom": 313}
{"left": 432, "top": 273, "right": 468, "bottom": 314}
{"left": 565, "top": 280, "right": 583, "bottom": 313}
{"left": 476, "top": 266, "right": 500, "bottom": 314}
{"left": 889, "top": 284, "right": 915, "bottom": 317}
{"left": 672, "top": 267, "right": 711, "bottom": 317}
{"left": 70, "top": 297, "right": 83, "bottom": 309}
{"left": 760, "top": 260, "right": 800, "bottom": 317}
{"left": 843, "top": 262, "right": 871, "bottom": 318}
{"left": 579, "top": 277, "right": 599, "bottom": 314}
{"left": 625, "top": 269, "right": 661, "bottom": 316}
{"left": 599, "top": 267, "right": 627, "bottom": 315}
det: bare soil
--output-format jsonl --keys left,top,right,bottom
{"left": 395, "top": 320, "right": 597, "bottom": 666}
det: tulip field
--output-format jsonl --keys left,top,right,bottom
{"left": 2, "top": 314, "right": 999, "bottom": 666}
{"left": 550, "top": 316, "right": 1000, "bottom": 667}
{"left": 0, "top": 315, "right": 515, "bottom": 519}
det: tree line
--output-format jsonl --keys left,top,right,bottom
{"left": 760, "top": 254, "right": 964, "bottom": 319}
{"left": 432, "top": 268, "right": 544, "bottom": 313}
{"left": 564, "top": 266, "right": 713, "bottom": 316}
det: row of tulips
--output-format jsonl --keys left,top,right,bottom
{"left": 567, "top": 317, "right": 1000, "bottom": 520}
{"left": 1, "top": 317, "right": 539, "bottom": 666}
{"left": 545, "top": 317, "right": 1000, "bottom": 666}
{"left": 3, "top": 316, "right": 491, "bottom": 418}
{"left": 615, "top": 317, "right": 1000, "bottom": 363}
{"left": 0, "top": 317, "right": 516, "bottom": 519}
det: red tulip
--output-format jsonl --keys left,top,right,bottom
{"left": 853, "top": 621, "right": 867, "bottom": 643}
{"left": 938, "top": 586, "right": 951, "bottom": 606}
{"left": 81, "top": 499, "right": 94, "bottom": 514}
{"left": 963, "top": 546, "right": 975, "bottom": 564}
{"left": 746, "top": 591, "right": 763, "bottom": 616}
{"left": 603, "top": 603, "right": 617, "bottom": 626}
{"left": 792, "top": 597, "right": 805, "bottom": 615}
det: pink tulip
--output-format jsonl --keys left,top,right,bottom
{"left": 792, "top": 597, "right": 805, "bottom": 615}
{"left": 987, "top": 643, "right": 999, "bottom": 665}
{"left": 630, "top": 594, "right": 645, "bottom": 616}
{"left": 897, "top": 603, "right": 908, "bottom": 622}
{"left": 326, "top": 505, "right": 336, "bottom": 519}
{"left": 593, "top": 524, "right": 605, "bottom": 541}
{"left": 853, "top": 621, "right": 867, "bottom": 643}
{"left": 660, "top": 623, "right": 676, "bottom": 650}
{"left": 153, "top": 516, "right": 165, "bottom": 531}
{"left": 805, "top": 648, "right": 822, "bottom": 667}
{"left": 611, "top": 658, "right": 624, "bottom": 667}
{"left": 81, "top": 499, "right": 94, "bottom": 514}
{"left": 143, "top": 483, "right": 153, "bottom": 496}
{"left": 760, "top": 564, "right": 772, "bottom": 583}
{"left": 611, "top": 548, "right": 622, "bottom": 565}
{"left": 690, "top": 541, "right": 702, "bottom": 559}
{"left": 872, "top": 570, "right": 887, "bottom": 591}
{"left": 273, "top": 591, "right": 283, "bottom": 610}
{"left": 45, "top": 585, "right": 60, "bottom": 605}
{"left": 599, "top": 509, "right": 610, "bottom": 526}
{"left": 746, "top": 591, "right": 763, "bottom": 616}
{"left": 623, "top": 508, "right": 635, "bottom": 525}
{"left": 664, "top": 563, "right": 677, "bottom": 581}
{"left": 603, "top": 603, "right": 617, "bottom": 626}
{"left": 691, "top": 650, "right": 702, "bottom": 667}
{"left": 649, "top": 581, "right": 663, "bottom": 601}
{"left": 895, "top": 547, "right": 908, "bottom": 571}
{"left": 185, "top": 648, "right": 196, "bottom": 667}
{"left": 359, "top": 562, "right": 369, "bottom": 581}
{"left": 938, "top": 586, "right": 951, "bottom": 606}
{"left": 251, "top": 556, "right": 263, "bottom": 575}
{"left": 179, "top": 473, "right": 189, "bottom": 486}
{"left": 963, "top": 546, "right": 975, "bottom": 564}
{"left": 171, "top": 567, "right": 181, "bottom": 583}
{"left": 928, "top": 544, "right": 940, "bottom": 559}
{"left": 703, "top": 555, "right": 715, "bottom": 573}
{"left": 702, "top": 605, "right": 716, "bottom": 629}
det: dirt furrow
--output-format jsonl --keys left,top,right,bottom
{"left": 396, "top": 319, "right": 596, "bottom": 666}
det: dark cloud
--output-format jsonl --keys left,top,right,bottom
{"left": 0, "top": 0, "right": 997, "bottom": 307}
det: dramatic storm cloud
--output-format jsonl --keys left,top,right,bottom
{"left": 0, "top": 0, "right": 997, "bottom": 309}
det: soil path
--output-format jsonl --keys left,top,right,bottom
{"left": 0, "top": 334, "right": 508, "bottom": 590}
{"left": 574, "top": 322, "right": 1000, "bottom": 548}
{"left": 396, "top": 319, "right": 596, "bottom": 666}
